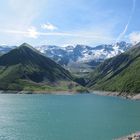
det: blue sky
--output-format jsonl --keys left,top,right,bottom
{"left": 0, "top": 0, "right": 140, "bottom": 46}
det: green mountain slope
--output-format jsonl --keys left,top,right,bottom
{"left": 0, "top": 43, "right": 85, "bottom": 92}
{"left": 87, "top": 43, "right": 140, "bottom": 95}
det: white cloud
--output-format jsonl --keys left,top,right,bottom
{"left": 0, "top": 0, "right": 117, "bottom": 45}
{"left": 3, "top": 29, "right": 115, "bottom": 41}
{"left": 116, "top": 0, "right": 136, "bottom": 42}
{"left": 27, "top": 27, "right": 39, "bottom": 38}
{"left": 4, "top": 26, "right": 39, "bottom": 39}
{"left": 41, "top": 23, "right": 58, "bottom": 31}
{"left": 0, "top": 0, "right": 43, "bottom": 44}
{"left": 129, "top": 31, "right": 140, "bottom": 44}
{"left": 0, "top": 19, "right": 116, "bottom": 46}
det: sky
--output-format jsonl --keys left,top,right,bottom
{"left": 0, "top": 0, "right": 140, "bottom": 46}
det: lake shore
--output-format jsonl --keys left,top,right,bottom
{"left": 90, "top": 90, "right": 140, "bottom": 100}
{"left": 1, "top": 89, "right": 140, "bottom": 100}
{"left": 0, "top": 90, "right": 88, "bottom": 95}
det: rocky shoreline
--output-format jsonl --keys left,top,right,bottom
{"left": 91, "top": 90, "right": 140, "bottom": 100}
{"left": 115, "top": 131, "right": 140, "bottom": 140}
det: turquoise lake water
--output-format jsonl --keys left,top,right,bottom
{"left": 0, "top": 93, "right": 140, "bottom": 140}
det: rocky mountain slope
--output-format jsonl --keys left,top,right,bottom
{"left": 87, "top": 42, "right": 140, "bottom": 95}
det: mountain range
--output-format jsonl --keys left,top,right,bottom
{"left": 0, "top": 45, "right": 16, "bottom": 56}
{"left": 36, "top": 41, "right": 131, "bottom": 66}
{"left": 0, "top": 41, "right": 131, "bottom": 76}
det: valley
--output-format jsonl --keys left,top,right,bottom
{"left": 1, "top": 42, "right": 140, "bottom": 98}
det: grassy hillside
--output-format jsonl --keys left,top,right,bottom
{"left": 0, "top": 43, "right": 86, "bottom": 92}
{"left": 87, "top": 43, "right": 140, "bottom": 95}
